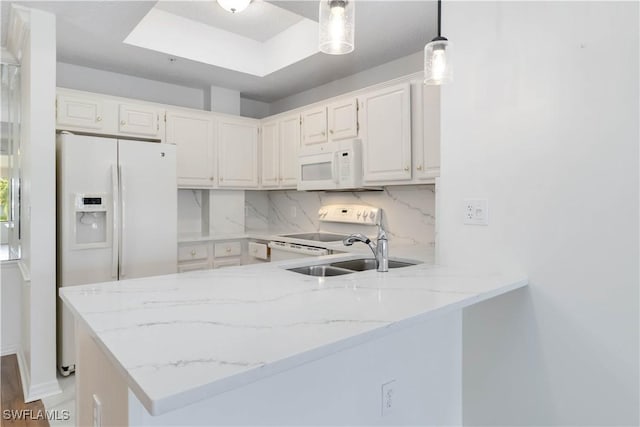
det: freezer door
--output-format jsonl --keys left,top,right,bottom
{"left": 118, "top": 140, "right": 177, "bottom": 279}
{"left": 56, "top": 133, "right": 118, "bottom": 375}
{"left": 57, "top": 134, "right": 118, "bottom": 285}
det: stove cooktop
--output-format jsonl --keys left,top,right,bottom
{"left": 279, "top": 232, "right": 349, "bottom": 242}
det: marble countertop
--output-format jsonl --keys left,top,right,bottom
{"left": 60, "top": 252, "right": 527, "bottom": 416}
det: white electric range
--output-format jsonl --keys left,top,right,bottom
{"left": 268, "top": 204, "right": 382, "bottom": 261}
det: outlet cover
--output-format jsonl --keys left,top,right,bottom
{"left": 464, "top": 199, "right": 489, "bottom": 225}
{"left": 381, "top": 380, "right": 396, "bottom": 417}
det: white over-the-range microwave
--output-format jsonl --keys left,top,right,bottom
{"left": 297, "top": 139, "right": 367, "bottom": 191}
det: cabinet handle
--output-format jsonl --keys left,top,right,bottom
{"left": 321, "top": 131, "right": 326, "bottom": 136}
{"left": 190, "top": 250, "right": 196, "bottom": 256}
{"left": 96, "top": 116, "right": 102, "bottom": 122}
{"left": 220, "top": 177, "right": 224, "bottom": 182}
{"left": 417, "top": 165, "right": 423, "bottom": 171}
{"left": 120, "top": 120, "right": 126, "bottom": 125}
{"left": 226, "top": 247, "right": 231, "bottom": 253}
{"left": 404, "top": 166, "right": 409, "bottom": 171}
{"left": 329, "top": 129, "right": 334, "bottom": 134}
{"left": 210, "top": 177, "right": 214, "bottom": 181}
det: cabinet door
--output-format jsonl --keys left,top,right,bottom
{"left": 119, "top": 104, "right": 160, "bottom": 138}
{"left": 166, "top": 110, "right": 216, "bottom": 188}
{"left": 415, "top": 85, "right": 441, "bottom": 179}
{"left": 218, "top": 118, "right": 259, "bottom": 188}
{"left": 260, "top": 120, "right": 280, "bottom": 188}
{"left": 279, "top": 114, "right": 301, "bottom": 188}
{"left": 301, "top": 106, "right": 327, "bottom": 146}
{"left": 328, "top": 98, "right": 358, "bottom": 140}
{"left": 361, "top": 83, "right": 412, "bottom": 182}
{"left": 57, "top": 94, "right": 105, "bottom": 130}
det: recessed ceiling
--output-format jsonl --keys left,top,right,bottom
{"left": 155, "top": 1, "right": 303, "bottom": 42}
{"left": 125, "top": 1, "right": 319, "bottom": 76}
{"left": 0, "top": 1, "right": 437, "bottom": 103}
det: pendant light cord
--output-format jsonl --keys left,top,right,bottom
{"left": 437, "top": 0, "right": 442, "bottom": 38}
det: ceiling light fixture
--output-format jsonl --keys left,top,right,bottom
{"left": 319, "top": 0, "right": 355, "bottom": 55}
{"left": 424, "top": 0, "right": 452, "bottom": 85}
{"left": 217, "top": 0, "right": 251, "bottom": 14}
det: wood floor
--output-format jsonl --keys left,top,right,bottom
{"left": 1, "top": 355, "right": 49, "bottom": 427}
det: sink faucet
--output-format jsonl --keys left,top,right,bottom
{"left": 343, "top": 226, "right": 389, "bottom": 272}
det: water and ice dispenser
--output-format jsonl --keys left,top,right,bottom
{"left": 72, "top": 194, "right": 109, "bottom": 248}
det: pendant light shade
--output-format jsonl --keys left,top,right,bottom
{"left": 424, "top": 0, "right": 452, "bottom": 85}
{"left": 217, "top": 0, "right": 251, "bottom": 13}
{"left": 319, "top": 0, "right": 355, "bottom": 55}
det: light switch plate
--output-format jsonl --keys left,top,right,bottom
{"left": 464, "top": 199, "right": 489, "bottom": 225}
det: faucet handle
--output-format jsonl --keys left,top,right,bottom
{"left": 343, "top": 233, "right": 371, "bottom": 246}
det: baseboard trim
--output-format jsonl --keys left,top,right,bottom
{"left": 1, "top": 343, "right": 19, "bottom": 356}
{"left": 16, "top": 349, "right": 61, "bottom": 403}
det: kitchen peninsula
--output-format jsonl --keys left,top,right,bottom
{"left": 61, "top": 250, "right": 527, "bottom": 426}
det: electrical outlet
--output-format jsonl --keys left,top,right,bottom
{"left": 463, "top": 199, "right": 489, "bottom": 225}
{"left": 381, "top": 380, "right": 396, "bottom": 417}
{"left": 92, "top": 394, "right": 101, "bottom": 427}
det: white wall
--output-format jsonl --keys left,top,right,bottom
{"left": 57, "top": 62, "right": 205, "bottom": 109}
{"left": 438, "top": 2, "right": 639, "bottom": 425}
{"left": 1, "top": 261, "right": 22, "bottom": 355}
{"left": 269, "top": 51, "right": 423, "bottom": 114}
{"left": 9, "top": 5, "right": 61, "bottom": 402}
{"left": 240, "top": 97, "right": 270, "bottom": 119}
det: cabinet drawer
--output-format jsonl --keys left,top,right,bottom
{"left": 248, "top": 242, "right": 269, "bottom": 260}
{"left": 178, "top": 244, "right": 210, "bottom": 262}
{"left": 214, "top": 241, "right": 242, "bottom": 258}
{"left": 213, "top": 258, "right": 241, "bottom": 269}
{"left": 178, "top": 261, "right": 211, "bottom": 273}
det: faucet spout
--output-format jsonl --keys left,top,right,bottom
{"left": 343, "top": 226, "right": 389, "bottom": 272}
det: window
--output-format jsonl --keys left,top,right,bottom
{"left": 1, "top": 61, "right": 21, "bottom": 261}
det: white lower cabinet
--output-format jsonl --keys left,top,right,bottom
{"left": 360, "top": 83, "right": 412, "bottom": 183}
{"left": 177, "top": 243, "right": 212, "bottom": 272}
{"left": 213, "top": 241, "right": 242, "bottom": 269}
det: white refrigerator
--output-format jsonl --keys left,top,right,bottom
{"left": 56, "top": 133, "right": 177, "bottom": 375}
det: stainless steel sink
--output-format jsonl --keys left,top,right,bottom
{"left": 286, "top": 258, "right": 421, "bottom": 277}
{"left": 287, "top": 265, "right": 354, "bottom": 277}
{"left": 330, "top": 258, "right": 418, "bottom": 271}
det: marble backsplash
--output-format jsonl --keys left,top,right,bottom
{"left": 246, "top": 185, "right": 436, "bottom": 246}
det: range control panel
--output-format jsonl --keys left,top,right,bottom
{"left": 318, "top": 204, "right": 381, "bottom": 225}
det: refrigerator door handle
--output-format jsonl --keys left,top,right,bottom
{"left": 119, "top": 164, "right": 126, "bottom": 279}
{"left": 111, "top": 164, "right": 119, "bottom": 279}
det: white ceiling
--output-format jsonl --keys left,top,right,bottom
{"left": 0, "top": 1, "right": 437, "bottom": 103}
{"left": 155, "top": 0, "right": 303, "bottom": 42}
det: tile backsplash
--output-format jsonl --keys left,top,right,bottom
{"left": 246, "top": 185, "right": 436, "bottom": 246}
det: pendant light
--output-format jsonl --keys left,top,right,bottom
{"left": 319, "top": 0, "right": 355, "bottom": 55}
{"left": 424, "top": 0, "right": 452, "bottom": 85}
{"left": 217, "top": 0, "right": 251, "bottom": 14}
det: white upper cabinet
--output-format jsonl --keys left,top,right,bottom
{"left": 361, "top": 83, "right": 412, "bottom": 183}
{"left": 260, "top": 120, "right": 280, "bottom": 188}
{"left": 166, "top": 109, "right": 216, "bottom": 188}
{"left": 327, "top": 98, "right": 358, "bottom": 141}
{"left": 118, "top": 104, "right": 162, "bottom": 138}
{"left": 414, "top": 85, "right": 441, "bottom": 180}
{"left": 301, "top": 106, "right": 328, "bottom": 146}
{"left": 56, "top": 93, "right": 105, "bottom": 130}
{"left": 260, "top": 114, "right": 300, "bottom": 189}
{"left": 218, "top": 117, "right": 259, "bottom": 188}
{"left": 279, "top": 114, "right": 300, "bottom": 188}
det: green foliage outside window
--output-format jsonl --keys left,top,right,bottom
{"left": 0, "top": 178, "right": 8, "bottom": 221}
